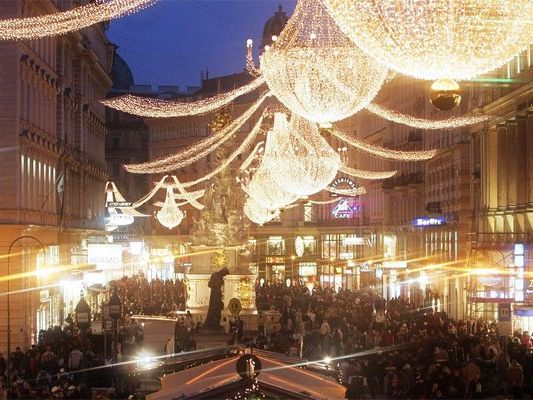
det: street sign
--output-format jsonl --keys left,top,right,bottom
{"left": 228, "top": 298, "right": 242, "bottom": 316}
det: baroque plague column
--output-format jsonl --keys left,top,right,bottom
{"left": 186, "top": 142, "right": 257, "bottom": 327}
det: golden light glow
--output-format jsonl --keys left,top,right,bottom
{"left": 102, "top": 77, "right": 265, "bottom": 118}
{"left": 259, "top": 0, "right": 387, "bottom": 124}
{"left": 0, "top": 0, "right": 156, "bottom": 41}
{"left": 242, "top": 166, "right": 299, "bottom": 210}
{"left": 331, "top": 127, "right": 437, "bottom": 161}
{"left": 262, "top": 113, "right": 341, "bottom": 196}
{"left": 322, "top": 0, "right": 533, "bottom": 80}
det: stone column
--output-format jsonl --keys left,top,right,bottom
{"left": 496, "top": 125, "right": 508, "bottom": 210}
{"left": 527, "top": 113, "right": 533, "bottom": 206}
{"left": 506, "top": 120, "right": 518, "bottom": 208}
{"left": 516, "top": 117, "right": 528, "bottom": 208}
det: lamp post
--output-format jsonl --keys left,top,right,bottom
{"left": 75, "top": 291, "right": 92, "bottom": 333}
{"left": 6, "top": 235, "right": 44, "bottom": 387}
{"left": 108, "top": 290, "right": 122, "bottom": 363}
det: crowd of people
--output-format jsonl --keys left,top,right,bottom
{"left": 3, "top": 279, "right": 533, "bottom": 399}
{"left": 110, "top": 274, "right": 187, "bottom": 316}
{"left": 255, "top": 284, "right": 533, "bottom": 399}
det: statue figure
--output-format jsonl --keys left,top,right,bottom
{"left": 203, "top": 267, "right": 229, "bottom": 329}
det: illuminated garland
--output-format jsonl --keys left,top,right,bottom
{"left": 259, "top": 0, "right": 387, "bottom": 125}
{"left": 365, "top": 103, "right": 490, "bottom": 130}
{"left": 340, "top": 165, "right": 397, "bottom": 180}
{"left": 0, "top": 0, "right": 156, "bottom": 41}
{"left": 102, "top": 76, "right": 266, "bottom": 118}
{"left": 181, "top": 111, "right": 267, "bottom": 188}
{"left": 326, "top": 186, "right": 367, "bottom": 196}
{"left": 321, "top": 0, "right": 533, "bottom": 80}
{"left": 331, "top": 127, "right": 437, "bottom": 161}
{"left": 242, "top": 166, "right": 299, "bottom": 210}
{"left": 156, "top": 186, "right": 185, "bottom": 230}
{"left": 124, "top": 93, "right": 270, "bottom": 174}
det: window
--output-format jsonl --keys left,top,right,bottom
{"left": 304, "top": 202, "right": 314, "bottom": 222}
{"left": 267, "top": 236, "right": 285, "bottom": 256}
{"left": 321, "top": 234, "right": 338, "bottom": 259}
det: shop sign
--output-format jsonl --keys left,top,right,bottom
{"left": 343, "top": 236, "right": 366, "bottom": 246}
{"left": 339, "top": 251, "right": 354, "bottom": 260}
{"left": 332, "top": 198, "right": 357, "bottom": 219}
{"left": 87, "top": 244, "right": 123, "bottom": 270}
{"left": 413, "top": 216, "right": 446, "bottom": 227}
{"left": 266, "top": 256, "right": 285, "bottom": 264}
{"left": 514, "top": 307, "right": 533, "bottom": 317}
{"left": 360, "top": 263, "right": 370, "bottom": 272}
{"left": 329, "top": 177, "right": 358, "bottom": 197}
{"left": 87, "top": 235, "right": 108, "bottom": 244}
{"left": 382, "top": 261, "right": 407, "bottom": 269}
{"left": 108, "top": 214, "right": 134, "bottom": 226}
{"left": 107, "top": 201, "right": 132, "bottom": 207}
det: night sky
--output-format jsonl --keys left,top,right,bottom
{"left": 107, "top": 0, "right": 296, "bottom": 89}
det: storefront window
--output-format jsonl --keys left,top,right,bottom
{"left": 267, "top": 236, "right": 285, "bottom": 255}
{"left": 339, "top": 234, "right": 357, "bottom": 259}
{"left": 321, "top": 234, "right": 338, "bottom": 259}
{"left": 303, "top": 236, "right": 316, "bottom": 255}
{"left": 383, "top": 235, "right": 397, "bottom": 258}
{"left": 299, "top": 262, "right": 317, "bottom": 277}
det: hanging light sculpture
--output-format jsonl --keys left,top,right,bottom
{"left": 262, "top": 113, "right": 341, "bottom": 197}
{"left": 156, "top": 186, "right": 185, "bottom": 229}
{"left": 242, "top": 166, "right": 299, "bottom": 210}
{"left": 243, "top": 197, "right": 280, "bottom": 225}
{"left": 259, "top": 0, "right": 387, "bottom": 126}
{"left": 322, "top": 0, "right": 533, "bottom": 81}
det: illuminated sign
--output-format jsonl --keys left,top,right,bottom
{"left": 329, "top": 177, "right": 358, "bottom": 197}
{"left": 343, "top": 236, "right": 366, "bottom": 246}
{"left": 332, "top": 198, "right": 356, "bottom": 219}
{"left": 108, "top": 213, "right": 134, "bottom": 226}
{"left": 382, "top": 261, "right": 408, "bottom": 269}
{"left": 107, "top": 201, "right": 132, "bottom": 207}
{"left": 413, "top": 216, "right": 446, "bottom": 227}
{"left": 87, "top": 244, "right": 123, "bottom": 271}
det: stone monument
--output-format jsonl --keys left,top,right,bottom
{"left": 186, "top": 141, "right": 257, "bottom": 335}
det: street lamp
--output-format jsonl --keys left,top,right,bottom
{"left": 6, "top": 235, "right": 44, "bottom": 387}
{"left": 75, "top": 291, "right": 92, "bottom": 331}
{"left": 108, "top": 290, "right": 122, "bottom": 362}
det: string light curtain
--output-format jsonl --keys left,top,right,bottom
{"left": 0, "top": 0, "right": 157, "bottom": 41}
{"left": 123, "top": 92, "right": 271, "bottom": 174}
{"left": 262, "top": 113, "right": 341, "bottom": 196}
{"left": 259, "top": 0, "right": 387, "bottom": 125}
{"left": 321, "top": 0, "right": 533, "bottom": 80}
{"left": 332, "top": 127, "right": 438, "bottom": 161}
{"left": 365, "top": 103, "right": 489, "bottom": 130}
{"left": 102, "top": 76, "right": 266, "bottom": 118}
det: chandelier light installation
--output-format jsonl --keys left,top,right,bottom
{"left": 0, "top": 0, "right": 157, "bottom": 41}
{"left": 321, "top": 0, "right": 533, "bottom": 81}
{"left": 262, "top": 113, "right": 341, "bottom": 196}
{"left": 243, "top": 197, "right": 280, "bottom": 225}
{"left": 156, "top": 186, "right": 185, "bottom": 229}
{"left": 242, "top": 166, "right": 299, "bottom": 210}
{"left": 259, "top": 0, "right": 388, "bottom": 126}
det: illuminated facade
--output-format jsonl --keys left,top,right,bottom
{"left": 469, "top": 44, "right": 533, "bottom": 333}
{"left": 0, "top": 0, "right": 113, "bottom": 352}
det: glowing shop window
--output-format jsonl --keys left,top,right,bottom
{"left": 299, "top": 262, "right": 317, "bottom": 277}
{"left": 383, "top": 235, "right": 397, "bottom": 258}
{"left": 267, "top": 236, "right": 285, "bottom": 255}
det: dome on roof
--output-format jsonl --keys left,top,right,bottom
{"left": 261, "top": 5, "right": 288, "bottom": 51}
{"left": 111, "top": 52, "right": 134, "bottom": 90}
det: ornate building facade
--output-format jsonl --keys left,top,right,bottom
{"left": 0, "top": 0, "right": 113, "bottom": 352}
